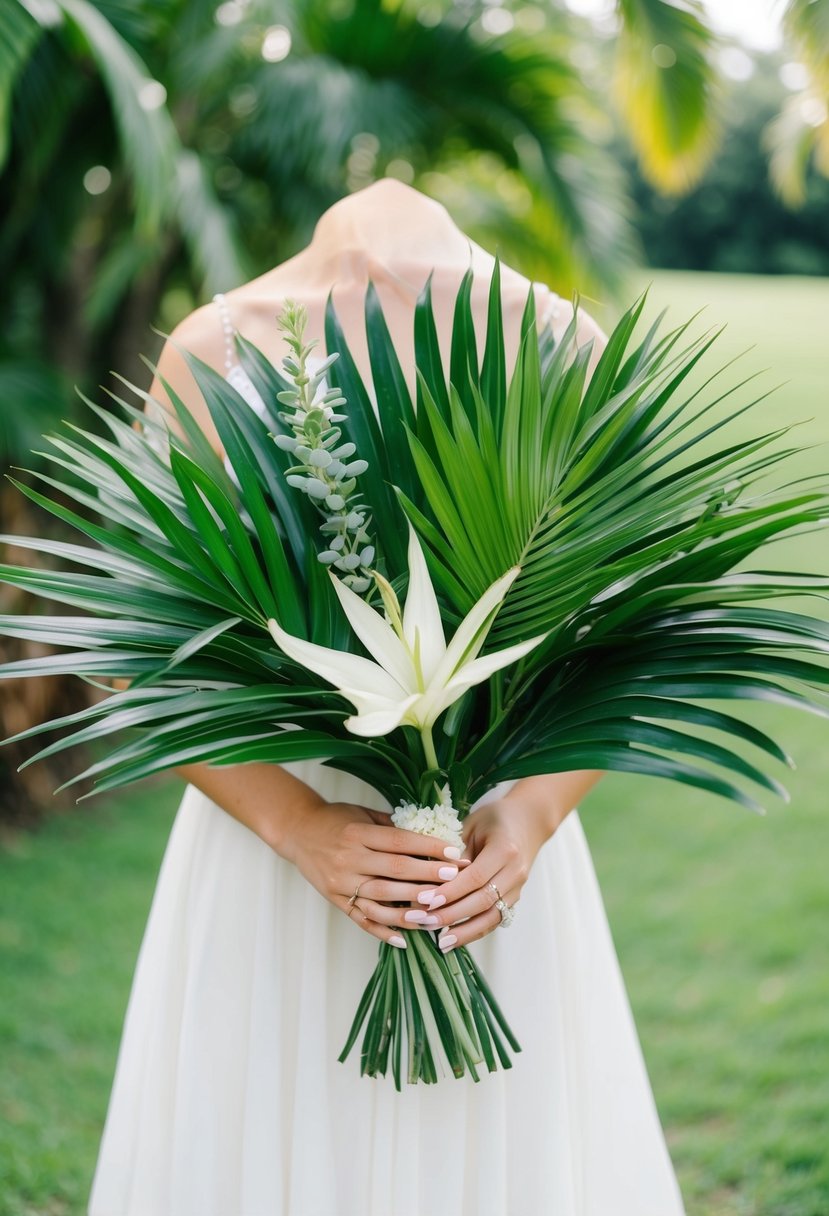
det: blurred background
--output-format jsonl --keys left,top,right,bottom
{"left": 1, "top": 1, "right": 828, "bottom": 1212}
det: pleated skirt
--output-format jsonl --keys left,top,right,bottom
{"left": 87, "top": 761, "right": 686, "bottom": 1216}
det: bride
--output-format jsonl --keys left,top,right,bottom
{"left": 87, "top": 177, "right": 687, "bottom": 1215}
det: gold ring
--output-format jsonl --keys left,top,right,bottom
{"left": 347, "top": 881, "right": 364, "bottom": 910}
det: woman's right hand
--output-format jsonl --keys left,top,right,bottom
{"left": 278, "top": 800, "right": 471, "bottom": 948}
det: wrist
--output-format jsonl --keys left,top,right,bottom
{"left": 501, "top": 785, "right": 564, "bottom": 850}
{"left": 262, "top": 785, "right": 327, "bottom": 863}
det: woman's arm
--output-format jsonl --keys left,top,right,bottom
{"left": 502, "top": 768, "right": 607, "bottom": 846}
{"left": 175, "top": 758, "right": 327, "bottom": 856}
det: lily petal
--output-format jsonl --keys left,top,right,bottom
{"left": 267, "top": 617, "right": 405, "bottom": 702}
{"left": 442, "top": 631, "right": 549, "bottom": 695}
{"left": 401, "top": 522, "right": 445, "bottom": 682}
{"left": 344, "top": 693, "right": 421, "bottom": 737}
{"left": 328, "top": 572, "right": 416, "bottom": 690}
{"left": 429, "top": 565, "right": 522, "bottom": 690}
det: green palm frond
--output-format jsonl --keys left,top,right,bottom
{"left": 765, "top": 92, "right": 829, "bottom": 208}
{"left": 50, "top": 0, "right": 178, "bottom": 234}
{"left": 0, "top": 0, "right": 42, "bottom": 171}
{"left": 784, "top": 0, "right": 829, "bottom": 94}
{"left": 7, "top": 0, "right": 244, "bottom": 290}
{"left": 174, "top": 147, "right": 250, "bottom": 294}
{"left": 422, "top": 153, "right": 638, "bottom": 300}
{"left": 1, "top": 263, "right": 828, "bottom": 814}
{"left": 614, "top": 0, "right": 722, "bottom": 193}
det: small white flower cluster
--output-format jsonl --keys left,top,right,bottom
{"left": 390, "top": 797, "right": 465, "bottom": 850}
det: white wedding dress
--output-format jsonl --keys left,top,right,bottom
{"left": 87, "top": 289, "right": 687, "bottom": 1216}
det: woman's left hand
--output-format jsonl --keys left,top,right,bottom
{"left": 412, "top": 794, "right": 560, "bottom": 952}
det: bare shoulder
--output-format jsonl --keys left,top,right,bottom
{"left": 152, "top": 300, "right": 225, "bottom": 388}
{"left": 147, "top": 299, "right": 227, "bottom": 455}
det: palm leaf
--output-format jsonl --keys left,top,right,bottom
{"left": 2, "top": 269, "right": 828, "bottom": 816}
{"left": 0, "top": 0, "right": 42, "bottom": 172}
{"left": 614, "top": 0, "right": 721, "bottom": 193}
{"left": 53, "top": 0, "right": 178, "bottom": 234}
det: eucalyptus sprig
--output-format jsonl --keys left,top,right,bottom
{"left": 274, "top": 300, "right": 376, "bottom": 593}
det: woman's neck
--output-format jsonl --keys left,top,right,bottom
{"left": 289, "top": 179, "right": 482, "bottom": 288}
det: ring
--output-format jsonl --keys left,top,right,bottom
{"left": 495, "top": 897, "right": 516, "bottom": 928}
{"left": 486, "top": 880, "right": 502, "bottom": 904}
{"left": 347, "top": 881, "right": 364, "bottom": 910}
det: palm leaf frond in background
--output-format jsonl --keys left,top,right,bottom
{"left": 0, "top": 0, "right": 41, "bottom": 172}
{"left": 613, "top": 0, "right": 722, "bottom": 193}
{"left": 766, "top": 0, "right": 829, "bottom": 207}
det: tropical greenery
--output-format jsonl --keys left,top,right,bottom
{"left": 622, "top": 51, "right": 829, "bottom": 276}
{"left": 1, "top": 259, "right": 828, "bottom": 1083}
{"left": 4, "top": 0, "right": 824, "bottom": 461}
{"left": 2, "top": 263, "right": 827, "bottom": 1214}
{"left": 1, "top": 265, "right": 827, "bottom": 804}
{"left": 4, "top": 0, "right": 829, "bottom": 819}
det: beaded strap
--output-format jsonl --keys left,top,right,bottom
{"left": 213, "top": 291, "right": 238, "bottom": 371}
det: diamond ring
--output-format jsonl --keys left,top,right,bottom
{"left": 495, "top": 897, "right": 516, "bottom": 928}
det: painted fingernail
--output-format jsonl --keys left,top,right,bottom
{"left": 443, "top": 845, "right": 461, "bottom": 859}
{"left": 389, "top": 934, "right": 407, "bottom": 949}
{"left": 439, "top": 934, "right": 458, "bottom": 951}
{"left": 405, "top": 909, "right": 430, "bottom": 922}
{"left": 427, "top": 894, "right": 446, "bottom": 910}
{"left": 418, "top": 890, "right": 438, "bottom": 905}
{"left": 438, "top": 865, "right": 458, "bottom": 880}
{"left": 420, "top": 914, "right": 440, "bottom": 926}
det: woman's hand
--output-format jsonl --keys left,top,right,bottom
{"left": 417, "top": 794, "right": 561, "bottom": 953}
{"left": 279, "top": 800, "right": 472, "bottom": 949}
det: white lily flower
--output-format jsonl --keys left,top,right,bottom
{"left": 267, "top": 522, "right": 547, "bottom": 738}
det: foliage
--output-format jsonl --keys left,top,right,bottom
{"left": 613, "top": 0, "right": 720, "bottom": 193}
{"left": 2, "top": 266, "right": 828, "bottom": 816}
{"left": 0, "top": 0, "right": 650, "bottom": 819}
{"left": 620, "top": 53, "right": 829, "bottom": 276}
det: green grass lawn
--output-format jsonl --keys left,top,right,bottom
{"left": 591, "top": 269, "right": 829, "bottom": 1215}
{"left": 1, "top": 269, "right": 828, "bottom": 1216}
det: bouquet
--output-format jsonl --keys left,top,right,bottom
{"left": 2, "top": 261, "right": 828, "bottom": 1089}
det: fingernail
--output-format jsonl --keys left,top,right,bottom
{"left": 438, "top": 865, "right": 458, "bottom": 880}
{"left": 405, "top": 909, "right": 430, "bottom": 923}
{"left": 439, "top": 934, "right": 458, "bottom": 951}
{"left": 443, "top": 845, "right": 461, "bottom": 859}
{"left": 389, "top": 934, "right": 407, "bottom": 949}
{"left": 420, "top": 914, "right": 440, "bottom": 926}
{"left": 427, "top": 894, "right": 446, "bottom": 910}
{"left": 418, "top": 890, "right": 438, "bottom": 904}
